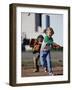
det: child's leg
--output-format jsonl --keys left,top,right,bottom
{"left": 33, "top": 54, "right": 39, "bottom": 72}
{"left": 33, "top": 57, "right": 36, "bottom": 69}
{"left": 46, "top": 51, "right": 52, "bottom": 73}
{"left": 35, "top": 54, "right": 39, "bottom": 72}
{"left": 40, "top": 51, "right": 44, "bottom": 66}
{"left": 40, "top": 51, "right": 48, "bottom": 72}
{"left": 41, "top": 51, "right": 48, "bottom": 72}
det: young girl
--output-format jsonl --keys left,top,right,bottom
{"left": 40, "top": 27, "right": 54, "bottom": 75}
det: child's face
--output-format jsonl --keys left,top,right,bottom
{"left": 46, "top": 29, "right": 53, "bottom": 37}
{"left": 38, "top": 38, "right": 43, "bottom": 42}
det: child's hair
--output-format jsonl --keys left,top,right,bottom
{"left": 43, "top": 29, "right": 47, "bottom": 34}
{"left": 37, "top": 35, "right": 44, "bottom": 42}
{"left": 47, "top": 27, "right": 54, "bottom": 35}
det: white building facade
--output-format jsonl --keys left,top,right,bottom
{"left": 21, "top": 13, "right": 63, "bottom": 46}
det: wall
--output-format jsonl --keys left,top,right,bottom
{"left": 50, "top": 14, "right": 63, "bottom": 46}
{"left": 22, "top": 13, "right": 63, "bottom": 45}
{"left": 0, "top": 0, "right": 72, "bottom": 90}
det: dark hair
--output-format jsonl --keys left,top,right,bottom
{"left": 37, "top": 35, "right": 44, "bottom": 39}
{"left": 37, "top": 35, "right": 44, "bottom": 42}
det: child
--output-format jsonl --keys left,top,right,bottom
{"left": 40, "top": 27, "right": 54, "bottom": 75}
{"left": 32, "top": 35, "right": 44, "bottom": 72}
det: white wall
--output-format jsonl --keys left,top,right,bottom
{"left": 21, "top": 13, "right": 47, "bottom": 43}
{"left": 42, "top": 14, "right": 47, "bottom": 29}
{"left": 21, "top": 13, "right": 35, "bottom": 33}
{"left": 21, "top": 13, "right": 36, "bottom": 39}
{"left": 50, "top": 14, "right": 63, "bottom": 46}
{"left": 21, "top": 13, "right": 41, "bottom": 39}
{"left": 0, "top": 0, "right": 72, "bottom": 90}
{"left": 22, "top": 13, "right": 63, "bottom": 46}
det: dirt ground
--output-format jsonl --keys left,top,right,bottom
{"left": 21, "top": 66, "right": 63, "bottom": 77}
{"left": 21, "top": 51, "right": 63, "bottom": 77}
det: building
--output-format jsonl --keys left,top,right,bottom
{"left": 21, "top": 13, "right": 63, "bottom": 50}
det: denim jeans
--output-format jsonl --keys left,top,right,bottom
{"left": 40, "top": 50, "right": 52, "bottom": 73}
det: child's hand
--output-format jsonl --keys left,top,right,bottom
{"left": 44, "top": 45, "right": 51, "bottom": 50}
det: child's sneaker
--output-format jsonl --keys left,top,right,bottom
{"left": 33, "top": 69, "right": 39, "bottom": 72}
{"left": 48, "top": 72, "right": 54, "bottom": 76}
{"left": 44, "top": 67, "right": 48, "bottom": 72}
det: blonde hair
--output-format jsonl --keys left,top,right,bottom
{"left": 43, "top": 29, "right": 47, "bottom": 34}
{"left": 47, "top": 27, "right": 54, "bottom": 35}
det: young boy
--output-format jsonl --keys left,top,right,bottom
{"left": 40, "top": 27, "right": 54, "bottom": 75}
{"left": 32, "top": 35, "right": 44, "bottom": 72}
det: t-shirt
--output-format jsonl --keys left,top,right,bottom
{"left": 41, "top": 35, "right": 53, "bottom": 51}
{"left": 44, "top": 35, "right": 53, "bottom": 45}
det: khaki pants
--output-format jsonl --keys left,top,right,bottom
{"left": 33, "top": 54, "right": 40, "bottom": 71}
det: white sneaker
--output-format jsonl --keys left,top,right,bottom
{"left": 48, "top": 72, "right": 54, "bottom": 76}
{"left": 44, "top": 68, "right": 48, "bottom": 72}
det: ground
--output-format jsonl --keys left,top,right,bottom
{"left": 22, "top": 67, "right": 63, "bottom": 77}
{"left": 21, "top": 51, "right": 63, "bottom": 77}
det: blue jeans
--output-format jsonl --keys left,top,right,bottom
{"left": 40, "top": 50, "right": 52, "bottom": 73}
